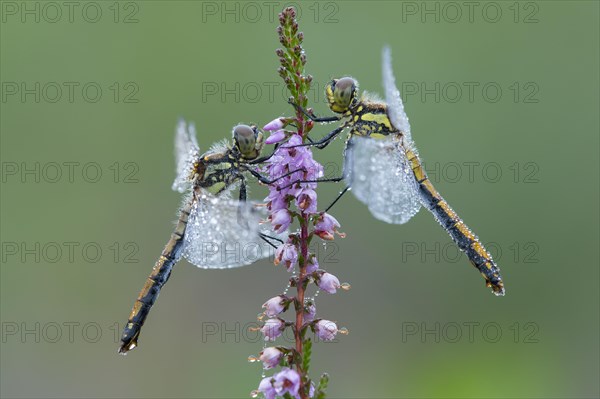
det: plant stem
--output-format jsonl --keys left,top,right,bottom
{"left": 277, "top": 7, "right": 313, "bottom": 397}
{"left": 295, "top": 215, "right": 309, "bottom": 399}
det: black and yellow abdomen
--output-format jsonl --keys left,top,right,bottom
{"left": 118, "top": 199, "right": 192, "bottom": 354}
{"left": 405, "top": 147, "right": 505, "bottom": 296}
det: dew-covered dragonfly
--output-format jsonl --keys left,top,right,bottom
{"left": 118, "top": 121, "right": 286, "bottom": 354}
{"left": 289, "top": 47, "right": 505, "bottom": 296}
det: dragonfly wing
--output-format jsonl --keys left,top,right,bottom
{"left": 346, "top": 136, "right": 421, "bottom": 224}
{"left": 183, "top": 190, "right": 282, "bottom": 269}
{"left": 382, "top": 46, "right": 413, "bottom": 146}
{"left": 172, "top": 119, "right": 200, "bottom": 193}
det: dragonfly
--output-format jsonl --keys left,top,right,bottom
{"left": 287, "top": 46, "right": 505, "bottom": 296}
{"left": 118, "top": 121, "right": 288, "bottom": 354}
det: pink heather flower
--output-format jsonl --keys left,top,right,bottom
{"left": 257, "top": 377, "right": 276, "bottom": 399}
{"left": 274, "top": 243, "right": 298, "bottom": 271}
{"left": 296, "top": 155, "right": 323, "bottom": 182}
{"left": 263, "top": 295, "right": 286, "bottom": 317}
{"left": 295, "top": 188, "right": 317, "bottom": 214}
{"left": 263, "top": 132, "right": 323, "bottom": 219}
{"left": 265, "top": 153, "right": 288, "bottom": 178}
{"left": 265, "top": 129, "right": 287, "bottom": 144}
{"left": 314, "top": 212, "right": 343, "bottom": 241}
{"left": 306, "top": 256, "right": 319, "bottom": 273}
{"left": 266, "top": 190, "right": 289, "bottom": 213}
{"left": 259, "top": 347, "right": 283, "bottom": 369}
{"left": 286, "top": 133, "right": 303, "bottom": 146}
{"left": 270, "top": 209, "right": 292, "bottom": 233}
{"left": 261, "top": 318, "right": 285, "bottom": 341}
{"left": 315, "top": 319, "right": 338, "bottom": 341}
{"left": 303, "top": 303, "right": 316, "bottom": 323}
{"left": 273, "top": 368, "right": 301, "bottom": 398}
{"left": 263, "top": 117, "right": 285, "bottom": 131}
{"left": 318, "top": 272, "right": 341, "bottom": 294}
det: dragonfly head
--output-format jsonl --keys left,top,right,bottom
{"left": 326, "top": 77, "right": 359, "bottom": 114}
{"left": 233, "top": 124, "right": 262, "bottom": 160}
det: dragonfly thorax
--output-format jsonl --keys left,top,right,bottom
{"left": 348, "top": 101, "right": 397, "bottom": 138}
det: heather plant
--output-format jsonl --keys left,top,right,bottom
{"left": 248, "top": 7, "right": 349, "bottom": 399}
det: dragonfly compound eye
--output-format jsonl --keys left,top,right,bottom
{"left": 233, "top": 124, "right": 257, "bottom": 156}
{"left": 326, "top": 77, "right": 357, "bottom": 113}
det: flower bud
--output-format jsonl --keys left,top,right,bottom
{"left": 258, "top": 347, "right": 283, "bottom": 369}
{"left": 261, "top": 318, "right": 285, "bottom": 341}
{"left": 265, "top": 129, "right": 287, "bottom": 145}
{"left": 315, "top": 319, "right": 338, "bottom": 341}
{"left": 317, "top": 272, "right": 341, "bottom": 294}
{"left": 263, "top": 118, "right": 285, "bottom": 132}
{"left": 262, "top": 295, "right": 286, "bottom": 317}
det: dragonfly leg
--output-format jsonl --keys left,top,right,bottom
{"left": 288, "top": 99, "right": 341, "bottom": 123}
{"left": 325, "top": 185, "right": 351, "bottom": 213}
{"left": 247, "top": 143, "right": 280, "bottom": 164}
{"left": 248, "top": 133, "right": 316, "bottom": 166}
{"left": 244, "top": 166, "right": 306, "bottom": 185}
{"left": 282, "top": 126, "right": 346, "bottom": 150}
{"left": 278, "top": 174, "right": 345, "bottom": 191}
{"left": 273, "top": 174, "right": 350, "bottom": 213}
{"left": 259, "top": 233, "right": 283, "bottom": 249}
{"left": 233, "top": 177, "right": 250, "bottom": 229}
{"left": 238, "top": 177, "right": 247, "bottom": 201}
{"left": 237, "top": 179, "right": 283, "bottom": 250}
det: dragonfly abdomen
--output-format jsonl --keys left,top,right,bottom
{"left": 405, "top": 148, "right": 505, "bottom": 296}
{"left": 118, "top": 203, "right": 191, "bottom": 354}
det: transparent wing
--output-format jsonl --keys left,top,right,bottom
{"left": 382, "top": 46, "right": 413, "bottom": 146}
{"left": 182, "top": 190, "right": 284, "bottom": 269}
{"left": 172, "top": 119, "right": 200, "bottom": 193}
{"left": 345, "top": 136, "right": 421, "bottom": 224}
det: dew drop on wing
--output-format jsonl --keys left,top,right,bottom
{"left": 382, "top": 46, "right": 413, "bottom": 144}
{"left": 172, "top": 120, "right": 200, "bottom": 193}
{"left": 183, "top": 191, "right": 286, "bottom": 269}
{"left": 346, "top": 136, "right": 421, "bottom": 225}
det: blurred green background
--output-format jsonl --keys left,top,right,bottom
{"left": 1, "top": 1, "right": 598, "bottom": 398}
